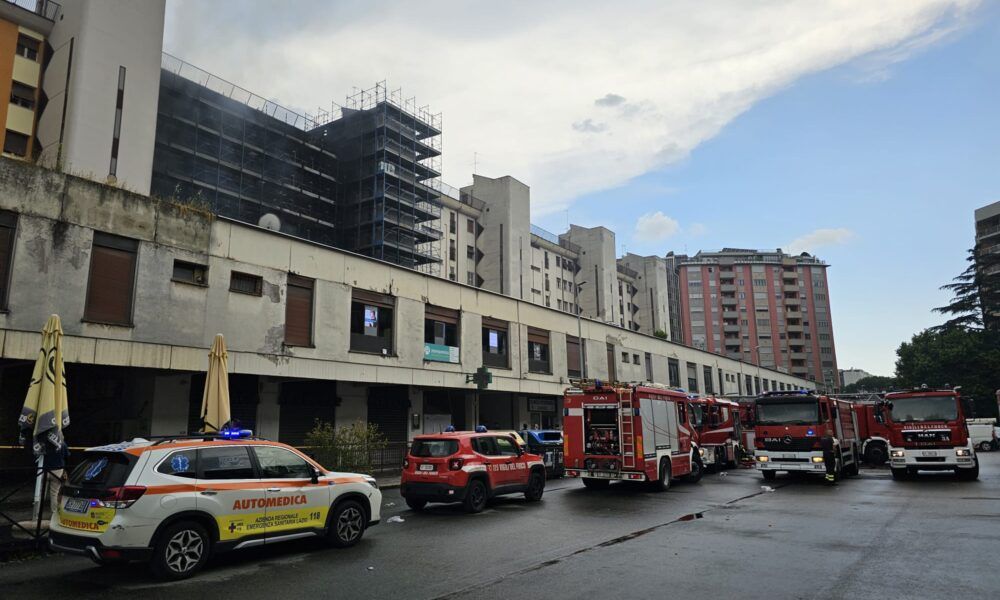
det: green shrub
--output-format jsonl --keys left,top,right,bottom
{"left": 304, "top": 420, "right": 388, "bottom": 474}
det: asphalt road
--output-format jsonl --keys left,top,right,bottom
{"left": 3, "top": 454, "right": 1000, "bottom": 600}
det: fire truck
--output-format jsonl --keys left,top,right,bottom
{"left": 753, "top": 391, "right": 861, "bottom": 481}
{"left": 851, "top": 401, "right": 891, "bottom": 466}
{"left": 880, "top": 387, "right": 979, "bottom": 480}
{"left": 689, "top": 396, "right": 741, "bottom": 470}
{"left": 563, "top": 381, "right": 703, "bottom": 491}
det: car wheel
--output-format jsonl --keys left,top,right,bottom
{"left": 328, "top": 500, "right": 367, "bottom": 548}
{"left": 405, "top": 498, "right": 427, "bottom": 511}
{"left": 762, "top": 470, "right": 776, "bottom": 481}
{"left": 978, "top": 441, "right": 992, "bottom": 452}
{"left": 524, "top": 471, "right": 545, "bottom": 502}
{"left": 582, "top": 477, "right": 610, "bottom": 490}
{"left": 891, "top": 467, "right": 907, "bottom": 480}
{"left": 463, "top": 479, "right": 488, "bottom": 513}
{"left": 957, "top": 458, "right": 980, "bottom": 481}
{"left": 648, "top": 458, "right": 671, "bottom": 492}
{"left": 150, "top": 521, "right": 210, "bottom": 581}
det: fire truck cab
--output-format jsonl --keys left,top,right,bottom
{"left": 753, "top": 391, "right": 861, "bottom": 481}
{"left": 881, "top": 388, "right": 978, "bottom": 480}
{"left": 852, "top": 402, "right": 891, "bottom": 466}
{"left": 563, "top": 381, "right": 703, "bottom": 491}
{"left": 689, "top": 396, "right": 741, "bottom": 470}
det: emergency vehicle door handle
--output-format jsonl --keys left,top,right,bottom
{"left": 199, "top": 490, "right": 218, "bottom": 496}
{"left": 266, "top": 487, "right": 281, "bottom": 492}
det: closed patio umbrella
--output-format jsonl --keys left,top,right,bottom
{"left": 200, "top": 333, "right": 231, "bottom": 433}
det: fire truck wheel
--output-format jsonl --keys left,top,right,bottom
{"left": 979, "top": 441, "right": 992, "bottom": 453}
{"left": 725, "top": 447, "right": 738, "bottom": 469}
{"left": 463, "top": 479, "right": 488, "bottom": 513}
{"left": 845, "top": 449, "right": 860, "bottom": 477}
{"left": 582, "top": 478, "right": 611, "bottom": 490}
{"left": 524, "top": 470, "right": 545, "bottom": 501}
{"left": 683, "top": 454, "right": 704, "bottom": 484}
{"left": 890, "top": 467, "right": 907, "bottom": 480}
{"left": 761, "top": 470, "right": 776, "bottom": 481}
{"left": 864, "top": 443, "right": 887, "bottom": 466}
{"left": 957, "top": 458, "right": 979, "bottom": 481}
{"left": 648, "top": 459, "right": 671, "bottom": 492}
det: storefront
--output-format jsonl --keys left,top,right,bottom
{"left": 527, "top": 397, "right": 561, "bottom": 430}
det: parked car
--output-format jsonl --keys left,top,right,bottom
{"left": 518, "top": 430, "right": 565, "bottom": 478}
{"left": 967, "top": 418, "right": 997, "bottom": 452}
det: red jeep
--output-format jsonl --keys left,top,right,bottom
{"left": 400, "top": 429, "right": 546, "bottom": 513}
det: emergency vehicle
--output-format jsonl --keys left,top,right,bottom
{"left": 753, "top": 391, "right": 861, "bottom": 481}
{"left": 852, "top": 401, "right": 891, "bottom": 466}
{"left": 400, "top": 427, "right": 546, "bottom": 513}
{"left": 48, "top": 431, "right": 381, "bottom": 580}
{"left": 689, "top": 396, "right": 741, "bottom": 471}
{"left": 562, "top": 381, "right": 703, "bottom": 491}
{"left": 881, "top": 388, "right": 979, "bottom": 480}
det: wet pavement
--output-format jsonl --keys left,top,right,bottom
{"left": 2, "top": 454, "right": 999, "bottom": 599}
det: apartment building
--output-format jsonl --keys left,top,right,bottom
{"left": 0, "top": 159, "right": 812, "bottom": 451}
{"left": 976, "top": 200, "right": 1000, "bottom": 260}
{"left": 678, "top": 248, "right": 838, "bottom": 389}
{"left": 840, "top": 368, "right": 873, "bottom": 388}
{"left": 0, "top": 0, "right": 55, "bottom": 161}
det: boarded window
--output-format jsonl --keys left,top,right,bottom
{"left": 0, "top": 211, "right": 16, "bottom": 309}
{"left": 284, "top": 275, "right": 314, "bottom": 346}
{"left": 566, "top": 335, "right": 581, "bottom": 378}
{"left": 230, "top": 271, "right": 262, "bottom": 296}
{"left": 84, "top": 232, "right": 138, "bottom": 325}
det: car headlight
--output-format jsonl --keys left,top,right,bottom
{"left": 955, "top": 448, "right": 971, "bottom": 457}
{"left": 890, "top": 450, "right": 905, "bottom": 458}
{"left": 811, "top": 456, "right": 824, "bottom": 463}
{"left": 756, "top": 455, "right": 769, "bottom": 463}
{"left": 365, "top": 476, "right": 379, "bottom": 489}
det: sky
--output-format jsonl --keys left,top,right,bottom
{"left": 164, "top": 0, "right": 999, "bottom": 376}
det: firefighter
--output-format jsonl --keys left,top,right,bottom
{"left": 820, "top": 429, "right": 839, "bottom": 485}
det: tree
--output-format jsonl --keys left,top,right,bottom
{"left": 895, "top": 328, "right": 1000, "bottom": 418}
{"left": 842, "top": 375, "right": 897, "bottom": 394}
{"left": 934, "top": 246, "right": 1000, "bottom": 332}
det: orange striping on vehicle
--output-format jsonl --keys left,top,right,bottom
{"left": 142, "top": 477, "right": 368, "bottom": 495}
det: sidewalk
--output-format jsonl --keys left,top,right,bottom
{"left": 374, "top": 474, "right": 400, "bottom": 489}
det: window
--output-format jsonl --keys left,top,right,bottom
{"left": 495, "top": 436, "right": 519, "bottom": 456}
{"left": 704, "top": 366, "right": 714, "bottom": 394}
{"left": 644, "top": 352, "right": 653, "bottom": 381}
{"left": 467, "top": 271, "right": 476, "bottom": 286}
{"left": 157, "top": 450, "right": 198, "bottom": 479}
{"left": 109, "top": 66, "right": 126, "bottom": 177}
{"left": 566, "top": 335, "right": 582, "bottom": 378}
{"left": 472, "top": 436, "right": 500, "bottom": 456}
{"left": 668, "top": 358, "right": 680, "bottom": 387}
{"left": 351, "top": 289, "right": 395, "bottom": 354}
{"left": 9, "top": 82, "right": 35, "bottom": 110}
{"left": 449, "top": 212, "right": 457, "bottom": 234}
{"left": 555, "top": 256, "right": 561, "bottom": 268}
{"left": 172, "top": 259, "right": 208, "bottom": 286}
{"left": 482, "top": 317, "right": 509, "bottom": 369}
{"left": 425, "top": 305, "right": 459, "bottom": 363}
{"left": 544, "top": 252, "right": 549, "bottom": 268}
{"left": 254, "top": 446, "right": 313, "bottom": 479}
{"left": 466, "top": 244, "right": 475, "bottom": 259}
{"left": 0, "top": 211, "right": 15, "bottom": 310}
{"left": 622, "top": 351, "right": 629, "bottom": 363}
{"left": 16, "top": 34, "right": 39, "bottom": 60}
{"left": 3, "top": 130, "right": 28, "bottom": 157}
{"left": 84, "top": 232, "right": 138, "bottom": 325}
{"left": 687, "top": 363, "right": 699, "bottom": 393}
{"left": 449, "top": 268, "right": 456, "bottom": 281}
{"left": 449, "top": 240, "right": 456, "bottom": 261}
{"left": 467, "top": 218, "right": 475, "bottom": 233}
{"left": 632, "top": 353, "right": 640, "bottom": 365}
{"left": 230, "top": 271, "right": 263, "bottom": 296}
{"left": 198, "top": 447, "right": 255, "bottom": 480}
{"left": 527, "top": 327, "right": 550, "bottom": 373}
{"left": 285, "top": 275, "right": 314, "bottom": 346}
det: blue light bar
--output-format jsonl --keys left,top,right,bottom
{"left": 474, "top": 425, "right": 488, "bottom": 433}
{"left": 220, "top": 428, "right": 253, "bottom": 439}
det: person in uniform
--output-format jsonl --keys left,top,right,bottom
{"left": 820, "top": 429, "right": 839, "bottom": 485}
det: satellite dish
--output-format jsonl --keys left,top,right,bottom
{"left": 258, "top": 213, "right": 281, "bottom": 231}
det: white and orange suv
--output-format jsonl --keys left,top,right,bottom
{"left": 48, "top": 431, "right": 381, "bottom": 580}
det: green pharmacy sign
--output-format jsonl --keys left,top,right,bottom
{"left": 424, "top": 343, "right": 459, "bottom": 363}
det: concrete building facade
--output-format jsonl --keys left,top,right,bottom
{"left": 0, "top": 159, "right": 813, "bottom": 451}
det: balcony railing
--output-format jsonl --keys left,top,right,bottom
{"left": 530, "top": 224, "right": 582, "bottom": 255}
{"left": 5, "top": 0, "right": 60, "bottom": 20}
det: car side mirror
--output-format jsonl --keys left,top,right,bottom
{"left": 310, "top": 467, "right": 320, "bottom": 484}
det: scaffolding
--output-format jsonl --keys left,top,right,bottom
{"left": 317, "top": 82, "right": 444, "bottom": 271}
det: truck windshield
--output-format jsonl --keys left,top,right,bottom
{"left": 689, "top": 404, "right": 705, "bottom": 428}
{"left": 889, "top": 396, "right": 958, "bottom": 422}
{"left": 756, "top": 400, "right": 819, "bottom": 425}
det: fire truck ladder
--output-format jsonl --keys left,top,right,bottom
{"left": 620, "top": 388, "right": 636, "bottom": 469}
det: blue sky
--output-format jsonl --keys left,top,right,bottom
{"left": 534, "top": 3, "right": 1000, "bottom": 376}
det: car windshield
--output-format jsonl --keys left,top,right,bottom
{"left": 410, "top": 439, "right": 459, "bottom": 457}
{"left": 756, "top": 399, "right": 819, "bottom": 425}
{"left": 889, "top": 396, "right": 958, "bottom": 422}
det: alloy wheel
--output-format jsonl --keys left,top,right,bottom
{"left": 337, "top": 506, "right": 364, "bottom": 542}
{"left": 165, "top": 529, "right": 204, "bottom": 574}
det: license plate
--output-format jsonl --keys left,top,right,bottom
{"left": 64, "top": 498, "right": 90, "bottom": 514}
{"left": 781, "top": 454, "right": 795, "bottom": 459}
{"left": 418, "top": 463, "right": 435, "bottom": 472}
{"left": 921, "top": 451, "right": 936, "bottom": 457}
{"left": 587, "top": 471, "right": 615, "bottom": 479}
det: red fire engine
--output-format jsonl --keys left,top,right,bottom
{"left": 851, "top": 401, "right": 891, "bottom": 466}
{"left": 881, "top": 387, "right": 978, "bottom": 480}
{"left": 689, "top": 396, "right": 741, "bottom": 470}
{"left": 753, "top": 391, "right": 861, "bottom": 481}
{"left": 563, "top": 381, "right": 703, "bottom": 490}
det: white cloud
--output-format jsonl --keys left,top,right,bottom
{"left": 688, "top": 223, "right": 708, "bottom": 236}
{"left": 785, "top": 228, "right": 855, "bottom": 254}
{"left": 164, "top": 1, "right": 980, "bottom": 217}
{"left": 634, "top": 211, "right": 680, "bottom": 242}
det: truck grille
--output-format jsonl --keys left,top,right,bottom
{"left": 760, "top": 438, "right": 817, "bottom": 452}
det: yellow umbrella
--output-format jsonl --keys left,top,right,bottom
{"left": 18, "top": 315, "right": 69, "bottom": 454}
{"left": 200, "top": 333, "right": 231, "bottom": 433}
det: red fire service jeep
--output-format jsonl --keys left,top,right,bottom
{"left": 400, "top": 427, "right": 546, "bottom": 513}
{"left": 881, "top": 387, "right": 979, "bottom": 480}
{"left": 563, "top": 381, "right": 703, "bottom": 491}
{"left": 689, "top": 396, "right": 741, "bottom": 471}
{"left": 753, "top": 391, "right": 861, "bottom": 481}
